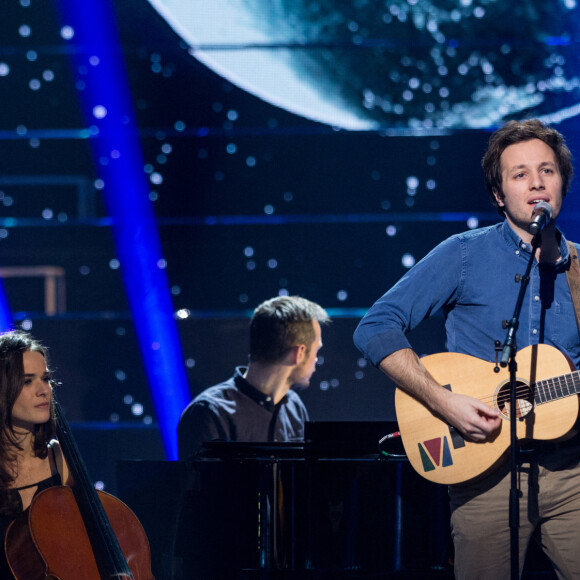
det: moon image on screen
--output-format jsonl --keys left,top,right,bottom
{"left": 147, "top": 0, "right": 580, "bottom": 131}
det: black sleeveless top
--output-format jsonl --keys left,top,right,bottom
{"left": 0, "top": 446, "right": 63, "bottom": 579}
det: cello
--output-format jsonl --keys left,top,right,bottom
{"left": 5, "top": 398, "right": 154, "bottom": 579}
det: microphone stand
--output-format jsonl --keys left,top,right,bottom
{"left": 499, "top": 231, "right": 542, "bottom": 580}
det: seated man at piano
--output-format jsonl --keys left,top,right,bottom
{"left": 178, "top": 295, "right": 330, "bottom": 459}
{"left": 354, "top": 119, "right": 580, "bottom": 579}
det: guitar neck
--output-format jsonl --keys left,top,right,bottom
{"left": 535, "top": 370, "right": 580, "bottom": 405}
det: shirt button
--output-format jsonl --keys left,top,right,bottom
{"left": 521, "top": 243, "right": 527, "bottom": 250}
{"left": 259, "top": 401, "right": 264, "bottom": 406}
{"left": 266, "top": 396, "right": 272, "bottom": 402}
{"left": 534, "top": 296, "right": 540, "bottom": 302}
{"left": 532, "top": 329, "right": 538, "bottom": 335}
{"left": 516, "top": 250, "right": 520, "bottom": 255}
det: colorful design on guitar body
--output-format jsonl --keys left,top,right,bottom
{"left": 418, "top": 436, "right": 454, "bottom": 472}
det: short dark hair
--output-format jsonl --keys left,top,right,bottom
{"left": 249, "top": 296, "right": 330, "bottom": 364}
{"left": 482, "top": 119, "right": 574, "bottom": 215}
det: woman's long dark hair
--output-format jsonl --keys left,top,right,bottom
{"left": 0, "top": 331, "right": 55, "bottom": 495}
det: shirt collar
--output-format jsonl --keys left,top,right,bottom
{"left": 233, "top": 366, "right": 283, "bottom": 410}
{"left": 500, "top": 219, "right": 570, "bottom": 268}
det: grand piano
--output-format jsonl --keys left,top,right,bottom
{"left": 117, "top": 421, "right": 453, "bottom": 579}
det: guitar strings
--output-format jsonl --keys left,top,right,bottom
{"left": 471, "top": 371, "right": 580, "bottom": 409}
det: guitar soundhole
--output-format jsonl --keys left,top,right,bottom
{"left": 496, "top": 380, "right": 534, "bottom": 420}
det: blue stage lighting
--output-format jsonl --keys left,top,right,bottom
{"left": 56, "top": 0, "right": 190, "bottom": 459}
{"left": 0, "top": 283, "right": 12, "bottom": 332}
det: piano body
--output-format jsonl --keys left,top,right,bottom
{"left": 117, "top": 421, "right": 451, "bottom": 579}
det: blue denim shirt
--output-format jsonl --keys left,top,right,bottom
{"left": 354, "top": 220, "right": 580, "bottom": 368}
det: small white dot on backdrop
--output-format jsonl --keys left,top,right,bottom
{"left": 93, "top": 105, "right": 107, "bottom": 119}
{"left": 109, "top": 259, "right": 120, "bottom": 269}
{"left": 175, "top": 309, "right": 190, "bottom": 319}
{"left": 467, "top": 216, "right": 479, "bottom": 229}
{"left": 406, "top": 175, "right": 419, "bottom": 189}
{"left": 244, "top": 246, "right": 254, "bottom": 257}
{"left": 402, "top": 253, "right": 416, "bottom": 268}
{"left": 386, "top": 225, "right": 397, "bottom": 236}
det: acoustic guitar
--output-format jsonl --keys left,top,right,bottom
{"left": 394, "top": 343, "right": 580, "bottom": 485}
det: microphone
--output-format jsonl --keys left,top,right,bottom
{"left": 528, "top": 201, "right": 553, "bottom": 235}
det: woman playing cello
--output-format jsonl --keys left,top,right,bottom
{"left": 0, "top": 330, "right": 70, "bottom": 579}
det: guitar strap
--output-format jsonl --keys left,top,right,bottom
{"left": 566, "top": 241, "right": 580, "bottom": 338}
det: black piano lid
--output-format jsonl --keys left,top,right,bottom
{"left": 305, "top": 420, "right": 404, "bottom": 458}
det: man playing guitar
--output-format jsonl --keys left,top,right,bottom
{"left": 355, "top": 119, "right": 580, "bottom": 579}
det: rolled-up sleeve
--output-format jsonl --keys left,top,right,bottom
{"left": 354, "top": 235, "right": 463, "bottom": 367}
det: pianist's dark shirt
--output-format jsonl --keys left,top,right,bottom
{"left": 177, "top": 366, "right": 309, "bottom": 460}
